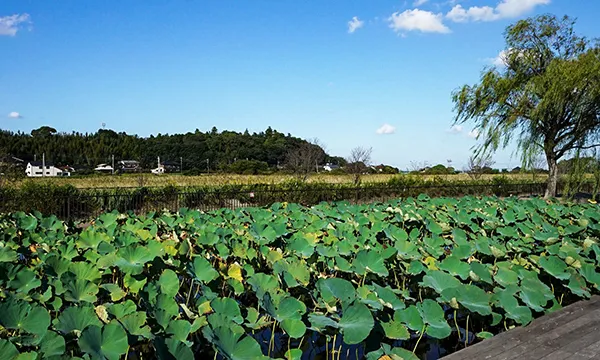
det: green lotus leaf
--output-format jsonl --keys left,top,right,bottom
{"left": 78, "top": 229, "right": 109, "bottom": 250}
{"left": 366, "top": 344, "right": 420, "bottom": 360}
{"left": 518, "top": 278, "right": 554, "bottom": 312}
{"left": 45, "top": 255, "right": 71, "bottom": 277}
{"left": 63, "top": 277, "right": 99, "bottom": 303}
{"left": 338, "top": 302, "right": 374, "bottom": 345}
{"left": 394, "top": 239, "right": 421, "bottom": 260}
{"left": 107, "top": 300, "right": 137, "bottom": 318}
{"left": 470, "top": 262, "right": 494, "bottom": 285}
{"left": 100, "top": 284, "right": 126, "bottom": 302}
{"left": 157, "top": 269, "right": 180, "bottom": 297}
{"left": 39, "top": 330, "right": 66, "bottom": 357}
{"left": 418, "top": 299, "right": 451, "bottom": 339}
{"left": 580, "top": 262, "right": 600, "bottom": 289}
{"left": 395, "top": 305, "right": 424, "bottom": 332}
{"left": 18, "top": 214, "right": 38, "bottom": 231}
{"left": 188, "top": 256, "right": 219, "bottom": 283}
{"left": 477, "top": 331, "right": 494, "bottom": 340}
{"left": 538, "top": 256, "right": 570, "bottom": 280}
{"left": 0, "top": 246, "right": 18, "bottom": 263}
{"left": 8, "top": 268, "right": 41, "bottom": 295}
{"left": 78, "top": 323, "right": 129, "bottom": 360}
{"left": 420, "top": 270, "right": 461, "bottom": 294}
{"left": 370, "top": 283, "right": 405, "bottom": 311}
{"left": 167, "top": 319, "right": 192, "bottom": 343}
{"left": 308, "top": 314, "right": 339, "bottom": 332}
{"left": 567, "top": 272, "right": 591, "bottom": 298}
{"left": 441, "top": 285, "right": 492, "bottom": 316}
{"left": 114, "top": 245, "right": 154, "bottom": 275}
{"left": 123, "top": 273, "right": 147, "bottom": 294}
{"left": 69, "top": 262, "right": 102, "bottom": 282}
{"left": 381, "top": 317, "right": 410, "bottom": 340}
{"left": 119, "top": 312, "right": 152, "bottom": 338}
{"left": 247, "top": 273, "right": 279, "bottom": 300}
{"left": 316, "top": 278, "right": 356, "bottom": 308}
{"left": 284, "top": 349, "right": 303, "bottom": 360}
{"left": 494, "top": 265, "right": 519, "bottom": 288}
{"left": 438, "top": 256, "right": 470, "bottom": 280}
{"left": 0, "top": 298, "right": 50, "bottom": 336}
{"left": 263, "top": 295, "right": 306, "bottom": 338}
{"left": 353, "top": 249, "right": 389, "bottom": 277}
{"left": 55, "top": 306, "right": 102, "bottom": 335}
{"left": 210, "top": 298, "right": 244, "bottom": 324}
{"left": 494, "top": 289, "right": 532, "bottom": 325}
{"left": 207, "top": 326, "right": 268, "bottom": 360}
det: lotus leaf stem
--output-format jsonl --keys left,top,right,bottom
{"left": 413, "top": 324, "right": 426, "bottom": 354}
{"left": 465, "top": 314, "right": 470, "bottom": 347}
{"left": 454, "top": 309, "right": 460, "bottom": 342}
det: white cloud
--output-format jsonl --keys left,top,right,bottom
{"left": 376, "top": 124, "right": 396, "bottom": 135}
{"left": 446, "top": 0, "right": 550, "bottom": 23}
{"left": 448, "top": 125, "right": 464, "bottom": 134}
{"left": 347, "top": 16, "right": 364, "bottom": 34}
{"left": 0, "top": 14, "right": 31, "bottom": 36}
{"left": 389, "top": 9, "right": 451, "bottom": 34}
{"left": 490, "top": 49, "right": 509, "bottom": 67}
{"left": 8, "top": 112, "right": 22, "bottom": 119}
{"left": 468, "top": 129, "right": 480, "bottom": 138}
{"left": 413, "top": 0, "right": 429, "bottom": 6}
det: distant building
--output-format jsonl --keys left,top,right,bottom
{"left": 94, "top": 164, "right": 113, "bottom": 173}
{"left": 26, "top": 161, "right": 68, "bottom": 177}
{"left": 323, "top": 163, "right": 340, "bottom": 172}
{"left": 161, "top": 160, "right": 181, "bottom": 173}
{"left": 117, "top": 160, "right": 141, "bottom": 173}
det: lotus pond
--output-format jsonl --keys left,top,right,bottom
{"left": 1, "top": 195, "right": 599, "bottom": 360}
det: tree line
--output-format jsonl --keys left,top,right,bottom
{"left": 0, "top": 126, "right": 345, "bottom": 173}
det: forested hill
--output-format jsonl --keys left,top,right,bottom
{"left": 0, "top": 126, "right": 342, "bottom": 171}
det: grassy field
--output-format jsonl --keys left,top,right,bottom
{"left": 14, "top": 173, "right": 547, "bottom": 189}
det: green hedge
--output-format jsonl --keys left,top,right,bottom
{"left": 0, "top": 176, "right": 588, "bottom": 220}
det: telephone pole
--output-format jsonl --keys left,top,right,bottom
{"left": 206, "top": 159, "right": 210, "bottom": 175}
{"left": 111, "top": 155, "right": 115, "bottom": 175}
{"left": 42, "top": 153, "right": 45, "bottom": 177}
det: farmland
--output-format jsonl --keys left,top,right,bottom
{"left": 13, "top": 173, "right": 546, "bottom": 189}
{"left": 1, "top": 195, "right": 599, "bottom": 359}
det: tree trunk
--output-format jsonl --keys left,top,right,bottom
{"left": 545, "top": 154, "right": 558, "bottom": 199}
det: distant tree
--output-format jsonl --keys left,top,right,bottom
{"left": 452, "top": 14, "right": 600, "bottom": 198}
{"left": 346, "top": 146, "right": 372, "bottom": 185}
{"left": 408, "top": 161, "right": 430, "bottom": 174}
{"left": 0, "top": 152, "right": 24, "bottom": 188}
{"left": 465, "top": 153, "right": 495, "bottom": 180}
{"left": 31, "top": 126, "right": 57, "bottom": 137}
{"left": 285, "top": 138, "right": 327, "bottom": 181}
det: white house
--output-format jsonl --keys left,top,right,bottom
{"left": 26, "top": 161, "right": 66, "bottom": 177}
{"left": 94, "top": 164, "right": 114, "bottom": 173}
{"left": 323, "top": 163, "right": 340, "bottom": 172}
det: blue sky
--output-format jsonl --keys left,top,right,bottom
{"left": 1, "top": 0, "right": 599, "bottom": 170}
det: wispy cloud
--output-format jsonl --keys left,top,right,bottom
{"left": 468, "top": 129, "right": 480, "bottom": 138}
{"left": 413, "top": 0, "right": 429, "bottom": 6}
{"left": 446, "top": 0, "right": 550, "bottom": 23}
{"left": 0, "top": 14, "right": 31, "bottom": 36}
{"left": 389, "top": 9, "right": 451, "bottom": 34}
{"left": 376, "top": 123, "right": 397, "bottom": 135}
{"left": 8, "top": 112, "right": 23, "bottom": 119}
{"left": 347, "top": 16, "right": 364, "bottom": 34}
{"left": 448, "top": 125, "right": 463, "bottom": 134}
{"left": 489, "top": 49, "right": 509, "bottom": 67}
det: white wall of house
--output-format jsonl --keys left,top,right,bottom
{"left": 26, "top": 163, "right": 64, "bottom": 177}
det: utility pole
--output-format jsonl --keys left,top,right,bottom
{"left": 42, "top": 153, "right": 45, "bottom": 177}
{"left": 111, "top": 155, "right": 115, "bottom": 175}
{"left": 180, "top": 157, "right": 183, "bottom": 173}
{"left": 206, "top": 159, "right": 210, "bottom": 175}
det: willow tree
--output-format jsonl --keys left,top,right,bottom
{"left": 452, "top": 15, "right": 600, "bottom": 198}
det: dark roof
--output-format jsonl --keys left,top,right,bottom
{"left": 29, "top": 161, "right": 56, "bottom": 167}
{"left": 162, "top": 160, "right": 180, "bottom": 166}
